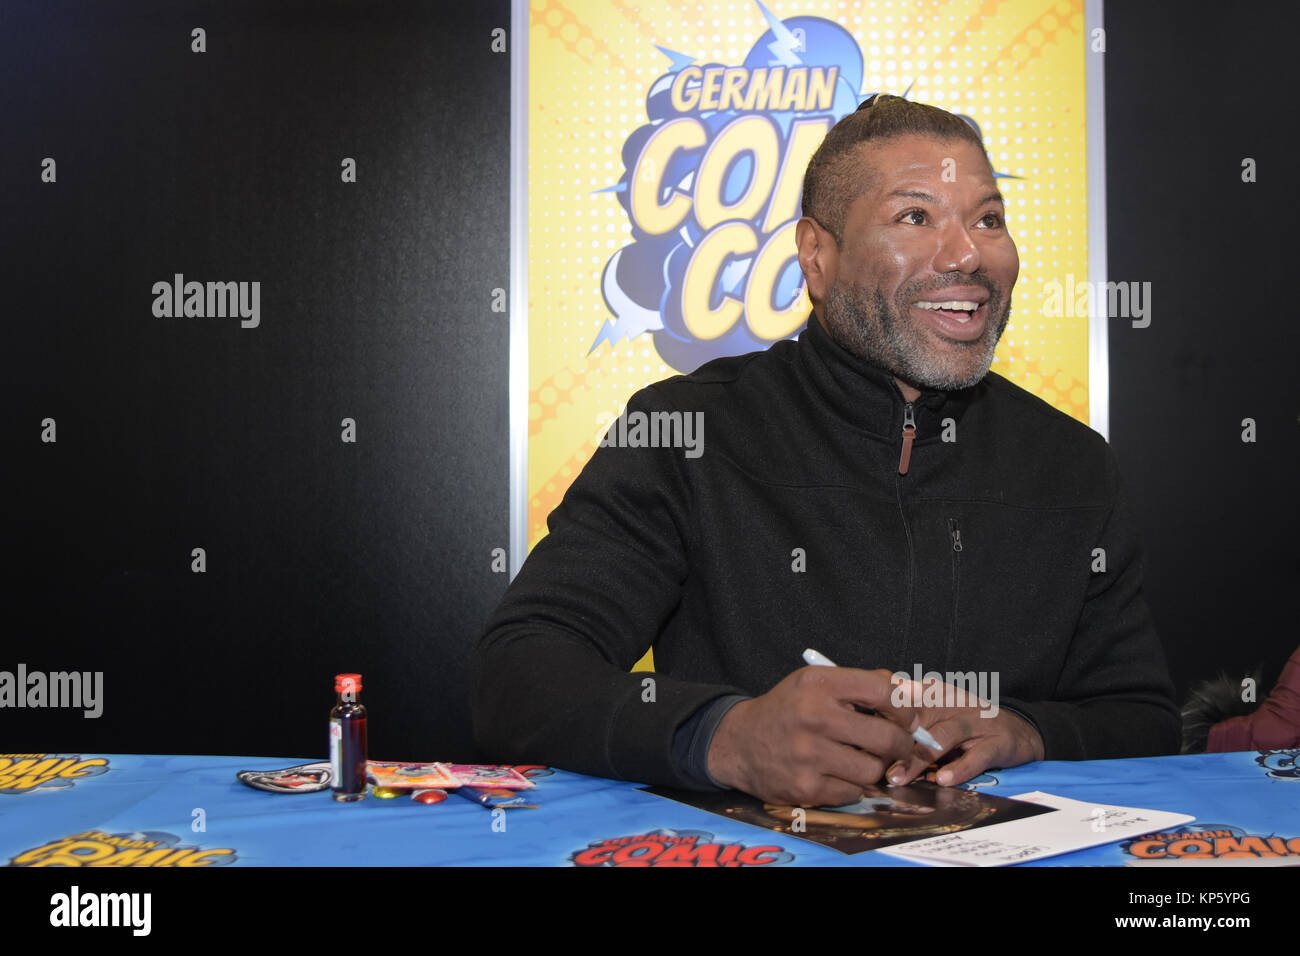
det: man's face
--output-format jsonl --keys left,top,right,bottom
{"left": 802, "top": 134, "right": 1019, "bottom": 391}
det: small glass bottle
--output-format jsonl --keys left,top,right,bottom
{"left": 329, "top": 673, "right": 367, "bottom": 802}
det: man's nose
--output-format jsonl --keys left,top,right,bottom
{"left": 932, "top": 219, "right": 981, "bottom": 274}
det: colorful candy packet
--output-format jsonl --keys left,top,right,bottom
{"left": 366, "top": 761, "right": 459, "bottom": 790}
{"left": 447, "top": 764, "right": 536, "bottom": 790}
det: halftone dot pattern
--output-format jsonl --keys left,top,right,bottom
{"left": 528, "top": 0, "right": 1091, "bottom": 548}
{"left": 529, "top": 364, "right": 591, "bottom": 437}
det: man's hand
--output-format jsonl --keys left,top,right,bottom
{"left": 705, "top": 666, "right": 931, "bottom": 806}
{"left": 882, "top": 678, "right": 1045, "bottom": 787}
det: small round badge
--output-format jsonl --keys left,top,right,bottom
{"left": 412, "top": 789, "right": 447, "bottom": 804}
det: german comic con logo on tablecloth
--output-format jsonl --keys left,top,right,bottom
{"left": 0, "top": 754, "right": 109, "bottom": 794}
{"left": 1257, "top": 748, "right": 1300, "bottom": 780}
{"left": 1123, "top": 823, "right": 1300, "bottom": 862}
{"left": 571, "top": 828, "right": 793, "bottom": 867}
{"left": 591, "top": 4, "right": 997, "bottom": 373}
{"left": 9, "top": 829, "right": 238, "bottom": 867}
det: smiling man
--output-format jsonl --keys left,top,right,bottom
{"left": 473, "top": 95, "right": 1180, "bottom": 807}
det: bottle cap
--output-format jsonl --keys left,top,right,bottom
{"left": 334, "top": 673, "right": 363, "bottom": 693}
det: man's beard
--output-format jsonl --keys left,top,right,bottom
{"left": 820, "top": 275, "right": 1011, "bottom": 391}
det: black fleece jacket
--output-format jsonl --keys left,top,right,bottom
{"left": 472, "top": 314, "right": 1181, "bottom": 788}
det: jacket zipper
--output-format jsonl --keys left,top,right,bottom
{"left": 947, "top": 517, "right": 962, "bottom": 668}
{"left": 897, "top": 402, "right": 916, "bottom": 475}
{"left": 895, "top": 401, "right": 916, "bottom": 654}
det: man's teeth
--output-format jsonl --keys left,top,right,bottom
{"left": 915, "top": 301, "right": 980, "bottom": 311}
{"left": 915, "top": 300, "right": 980, "bottom": 322}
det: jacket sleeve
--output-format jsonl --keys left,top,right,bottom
{"left": 1207, "top": 645, "right": 1300, "bottom": 752}
{"left": 470, "top": 385, "right": 747, "bottom": 788}
{"left": 1000, "top": 447, "right": 1182, "bottom": 760}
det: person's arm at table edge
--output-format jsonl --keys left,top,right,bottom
{"left": 471, "top": 384, "right": 752, "bottom": 790}
{"left": 472, "top": 626, "right": 749, "bottom": 788}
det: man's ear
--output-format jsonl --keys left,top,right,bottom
{"left": 796, "top": 216, "right": 836, "bottom": 311}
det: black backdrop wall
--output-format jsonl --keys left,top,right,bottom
{"left": 2, "top": 0, "right": 1295, "bottom": 761}
{"left": 1103, "top": 2, "right": 1297, "bottom": 698}
{"left": 2, "top": 0, "right": 513, "bottom": 761}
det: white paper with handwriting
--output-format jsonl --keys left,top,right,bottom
{"left": 876, "top": 791, "right": 1194, "bottom": 866}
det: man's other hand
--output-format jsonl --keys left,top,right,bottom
{"left": 882, "top": 677, "right": 1045, "bottom": 787}
{"left": 705, "top": 666, "right": 929, "bottom": 806}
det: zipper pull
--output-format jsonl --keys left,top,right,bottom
{"left": 948, "top": 517, "right": 963, "bottom": 552}
{"left": 898, "top": 402, "right": 916, "bottom": 475}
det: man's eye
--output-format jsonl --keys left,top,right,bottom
{"left": 978, "top": 213, "right": 1004, "bottom": 228}
{"left": 900, "top": 209, "right": 927, "bottom": 225}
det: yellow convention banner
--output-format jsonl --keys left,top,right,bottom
{"left": 521, "top": 0, "right": 1095, "bottom": 577}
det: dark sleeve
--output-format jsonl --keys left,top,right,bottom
{"left": 673, "top": 694, "right": 750, "bottom": 789}
{"left": 470, "top": 386, "right": 749, "bottom": 788}
{"left": 999, "top": 447, "right": 1182, "bottom": 760}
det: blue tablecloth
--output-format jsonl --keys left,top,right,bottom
{"left": 2, "top": 750, "right": 1297, "bottom": 866}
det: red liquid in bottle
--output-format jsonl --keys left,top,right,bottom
{"left": 330, "top": 673, "right": 368, "bottom": 802}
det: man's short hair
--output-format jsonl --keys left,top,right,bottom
{"left": 801, "top": 94, "right": 990, "bottom": 245}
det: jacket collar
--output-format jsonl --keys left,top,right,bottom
{"left": 796, "top": 310, "right": 979, "bottom": 440}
